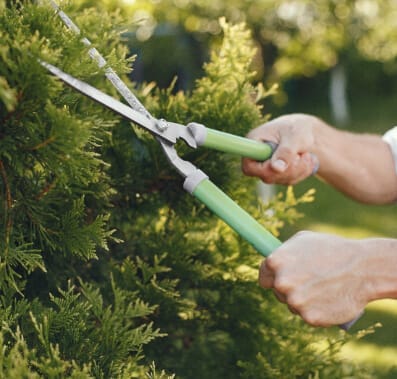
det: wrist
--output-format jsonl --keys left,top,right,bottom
{"left": 359, "top": 238, "right": 397, "bottom": 301}
{"left": 310, "top": 116, "right": 334, "bottom": 159}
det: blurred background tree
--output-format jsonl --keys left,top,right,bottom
{"left": 73, "top": 0, "right": 397, "bottom": 125}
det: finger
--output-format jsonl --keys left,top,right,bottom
{"left": 270, "top": 157, "right": 288, "bottom": 173}
{"left": 270, "top": 144, "right": 296, "bottom": 173}
{"left": 241, "top": 159, "right": 279, "bottom": 184}
{"left": 241, "top": 158, "right": 265, "bottom": 177}
{"left": 285, "top": 153, "right": 318, "bottom": 184}
{"left": 300, "top": 310, "right": 330, "bottom": 327}
{"left": 242, "top": 150, "right": 318, "bottom": 185}
{"left": 264, "top": 253, "right": 284, "bottom": 271}
{"left": 258, "top": 259, "right": 274, "bottom": 288}
{"left": 268, "top": 153, "right": 317, "bottom": 185}
{"left": 274, "top": 274, "right": 295, "bottom": 294}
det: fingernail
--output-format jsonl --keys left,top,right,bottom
{"left": 272, "top": 159, "right": 287, "bottom": 172}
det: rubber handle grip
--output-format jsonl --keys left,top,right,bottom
{"left": 203, "top": 128, "right": 275, "bottom": 161}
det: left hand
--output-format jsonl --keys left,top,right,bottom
{"left": 242, "top": 114, "right": 320, "bottom": 185}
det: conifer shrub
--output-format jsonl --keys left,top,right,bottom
{"left": 0, "top": 1, "right": 372, "bottom": 378}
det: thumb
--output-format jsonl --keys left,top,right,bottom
{"left": 270, "top": 144, "right": 298, "bottom": 173}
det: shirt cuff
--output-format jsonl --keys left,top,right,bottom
{"left": 383, "top": 126, "right": 397, "bottom": 175}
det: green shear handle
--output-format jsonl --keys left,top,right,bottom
{"left": 194, "top": 178, "right": 281, "bottom": 256}
{"left": 184, "top": 171, "right": 281, "bottom": 257}
{"left": 188, "top": 123, "right": 275, "bottom": 161}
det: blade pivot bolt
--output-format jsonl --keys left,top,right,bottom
{"left": 157, "top": 118, "right": 169, "bottom": 131}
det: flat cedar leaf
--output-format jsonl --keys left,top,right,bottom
{"left": 8, "top": 244, "right": 46, "bottom": 273}
{"left": 59, "top": 198, "right": 112, "bottom": 260}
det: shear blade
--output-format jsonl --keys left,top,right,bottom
{"left": 40, "top": 61, "right": 176, "bottom": 143}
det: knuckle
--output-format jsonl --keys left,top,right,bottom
{"left": 274, "top": 276, "right": 292, "bottom": 293}
{"left": 265, "top": 254, "right": 281, "bottom": 270}
{"left": 287, "top": 292, "right": 304, "bottom": 310}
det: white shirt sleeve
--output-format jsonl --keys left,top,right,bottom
{"left": 383, "top": 126, "right": 397, "bottom": 175}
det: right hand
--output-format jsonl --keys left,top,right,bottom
{"left": 242, "top": 114, "right": 321, "bottom": 185}
{"left": 259, "top": 231, "right": 370, "bottom": 327}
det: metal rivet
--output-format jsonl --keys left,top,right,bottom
{"left": 157, "top": 118, "right": 169, "bottom": 131}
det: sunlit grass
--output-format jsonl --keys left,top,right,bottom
{"left": 343, "top": 343, "right": 397, "bottom": 372}
{"left": 338, "top": 300, "right": 397, "bottom": 377}
{"left": 341, "top": 341, "right": 397, "bottom": 375}
{"left": 343, "top": 341, "right": 397, "bottom": 365}
{"left": 369, "top": 299, "right": 397, "bottom": 316}
{"left": 304, "top": 221, "right": 388, "bottom": 239}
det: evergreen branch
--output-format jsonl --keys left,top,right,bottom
{"left": 27, "top": 136, "right": 56, "bottom": 151}
{"left": 35, "top": 178, "right": 57, "bottom": 201}
{"left": 146, "top": 361, "right": 175, "bottom": 379}
{"left": 0, "top": 160, "right": 12, "bottom": 257}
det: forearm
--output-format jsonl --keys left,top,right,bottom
{"left": 313, "top": 120, "right": 397, "bottom": 204}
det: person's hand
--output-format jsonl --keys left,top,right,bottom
{"left": 259, "top": 231, "right": 371, "bottom": 327}
{"left": 242, "top": 114, "right": 321, "bottom": 185}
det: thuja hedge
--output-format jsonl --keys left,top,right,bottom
{"left": 0, "top": 1, "right": 372, "bottom": 378}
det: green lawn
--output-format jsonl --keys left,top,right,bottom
{"left": 274, "top": 93, "right": 397, "bottom": 377}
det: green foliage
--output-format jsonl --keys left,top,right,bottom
{"left": 0, "top": 328, "right": 91, "bottom": 378}
{"left": 258, "top": 186, "right": 316, "bottom": 237}
{"left": 0, "top": 1, "right": 164, "bottom": 376}
{"left": 0, "top": 1, "right": 117, "bottom": 290}
{"left": 0, "top": 278, "right": 164, "bottom": 378}
{"left": 0, "top": 1, "right": 373, "bottom": 378}
{"left": 101, "top": 0, "right": 397, "bottom": 83}
{"left": 27, "top": 279, "right": 163, "bottom": 378}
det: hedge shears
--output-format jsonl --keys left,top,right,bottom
{"left": 42, "top": 59, "right": 280, "bottom": 253}
{"left": 42, "top": 1, "right": 359, "bottom": 330}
